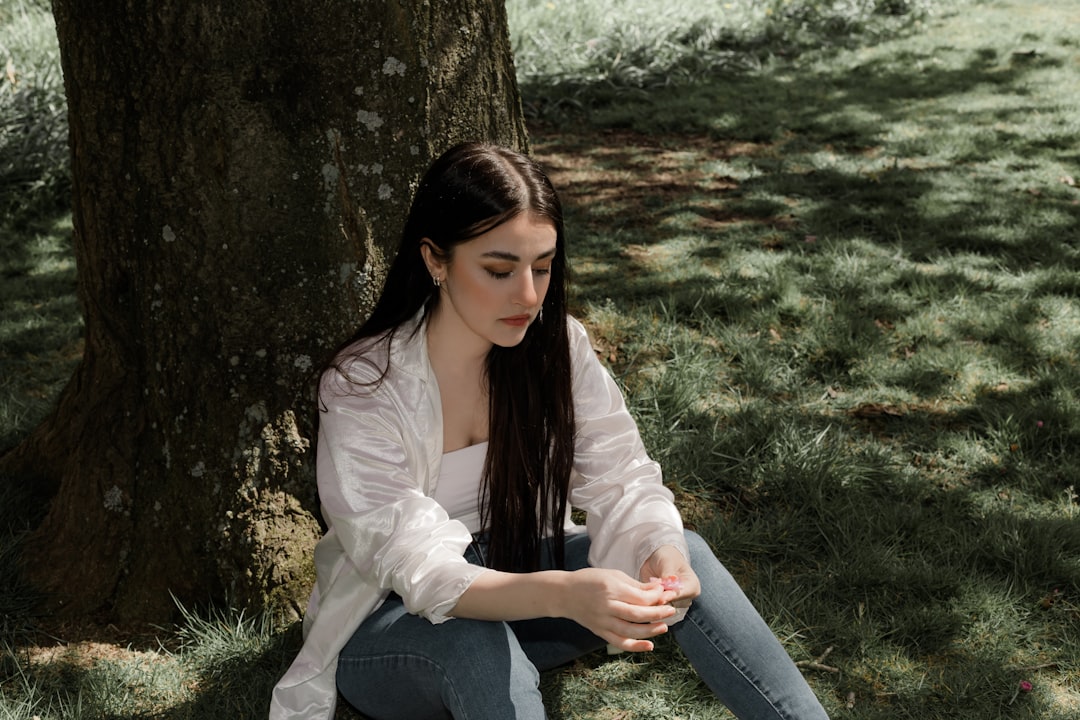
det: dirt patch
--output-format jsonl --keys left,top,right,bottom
{"left": 530, "top": 124, "right": 796, "bottom": 249}
{"left": 26, "top": 639, "right": 166, "bottom": 670}
{"left": 15, "top": 615, "right": 174, "bottom": 667}
{"left": 533, "top": 126, "right": 757, "bottom": 206}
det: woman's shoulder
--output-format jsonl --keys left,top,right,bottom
{"left": 323, "top": 335, "right": 391, "bottom": 389}
{"left": 565, "top": 313, "right": 590, "bottom": 344}
{"left": 320, "top": 323, "right": 427, "bottom": 400}
{"left": 564, "top": 314, "right": 600, "bottom": 363}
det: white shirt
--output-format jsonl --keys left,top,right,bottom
{"left": 269, "top": 313, "right": 687, "bottom": 719}
{"left": 432, "top": 442, "right": 487, "bottom": 533}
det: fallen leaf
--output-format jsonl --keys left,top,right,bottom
{"left": 1040, "top": 589, "right": 1061, "bottom": 609}
{"left": 850, "top": 402, "right": 905, "bottom": 418}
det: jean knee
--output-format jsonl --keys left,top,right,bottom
{"left": 683, "top": 528, "right": 713, "bottom": 564}
{"left": 448, "top": 619, "right": 541, "bottom": 682}
{"left": 439, "top": 620, "right": 543, "bottom": 717}
{"left": 338, "top": 618, "right": 542, "bottom": 719}
{"left": 682, "top": 529, "right": 741, "bottom": 594}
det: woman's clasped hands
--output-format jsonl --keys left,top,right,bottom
{"left": 558, "top": 545, "right": 701, "bottom": 653}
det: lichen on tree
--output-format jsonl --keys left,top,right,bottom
{"left": 2, "top": 0, "right": 528, "bottom": 624}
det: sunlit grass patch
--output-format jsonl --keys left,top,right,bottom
{"left": 509, "top": 0, "right": 946, "bottom": 122}
{"left": 0, "top": 600, "right": 299, "bottom": 720}
{"left": 532, "top": 2, "right": 1080, "bottom": 715}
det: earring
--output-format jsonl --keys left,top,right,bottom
{"left": 539, "top": 306, "right": 544, "bottom": 323}
{"left": 432, "top": 276, "right": 441, "bottom": 288}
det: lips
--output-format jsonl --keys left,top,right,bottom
{"left": 500, "top": 314, "right": 531, "bottom": 327}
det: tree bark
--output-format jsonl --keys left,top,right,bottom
{"left": 2, "top": 0, "right": 527, "bottom": 623}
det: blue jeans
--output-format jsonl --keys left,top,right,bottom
{"left": 336, "top": 531, "right": 829, "bottom": 719}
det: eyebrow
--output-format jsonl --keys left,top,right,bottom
{"left": 481, "top": 248, "right": 557, "bottom": 262}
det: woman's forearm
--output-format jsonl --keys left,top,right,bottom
{"left": 449, "top": 569, "right": 571, "bottom": 622}
{"left": 447, "top": 566, "right": 678, "bottom": 653}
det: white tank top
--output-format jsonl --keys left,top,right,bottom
{"left": 433, "top": 442, "right": 487, "bottom": 533}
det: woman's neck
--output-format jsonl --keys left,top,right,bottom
{"left": 425, "top": 303, "right": 490, "bottom": 376}
{"left": 426, "top": 306, "right": 491, "bottom": 452}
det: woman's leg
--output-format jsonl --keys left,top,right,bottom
{"left": 335, "top": 534, "right": 607, "bottom": 719}
{"left": 510, "top": 532, "right": 608, "bottom": 671}
{"left": 672, "top": 530, "right": 830, "bottom": 720}
{"left": 336, "top": 592, "right": 546, "bottom": 720}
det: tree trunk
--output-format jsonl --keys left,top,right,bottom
{"left": 2, "top": 0, "right": 527, "bottom": 623}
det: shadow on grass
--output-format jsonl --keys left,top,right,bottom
{"left": 153, "top": 622, "right": 300, "bottom": 720}
{"left": 0, "top": 621, "right": 301, "bottom": 720}
{"left": 637, "top": 394, "right": 1078, "bottom": 717}
{"left": 0, "top": 208, "right": 81, "bottom": 454}
{"left": 530, "top": 25, "right": 1080, "bottom": 276}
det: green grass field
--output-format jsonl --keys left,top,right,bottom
{"left": 3, "top": 0, "right": 1079, "bottom": 717}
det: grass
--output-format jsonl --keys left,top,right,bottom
{"left": 523, "top": 0, "right": 1080, "bottom": 716}
{"left": 0, "top": 0, "right": 78, "bottom": 455}
{"left": 0, "top": 604, "right": 299, "bottom": 719}
{"left": 507, "top": 0, "right": 944, "bottom": 118}
{"left": 0, "top": 0, "right": 67, "bottom": 225}
{"left": 4, "top": 0, "right": 1080, "bottom": 717}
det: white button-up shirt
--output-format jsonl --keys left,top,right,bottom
{"left": 270, "top": 313, "right": 687, "bottom": 718}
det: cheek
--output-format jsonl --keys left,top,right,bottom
{"left": 457, "top": 269, "right": 501, "bottom": 308}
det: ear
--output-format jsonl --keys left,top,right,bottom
{"left": 419, "top": 239, "right": 446, "bottom": 280}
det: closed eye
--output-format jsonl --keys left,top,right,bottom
{"left": 485, "top": 266, "right": 551, "bottom": 280}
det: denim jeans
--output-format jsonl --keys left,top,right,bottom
{"left": 336, "top": 530, "right": 830, "bottom": 720}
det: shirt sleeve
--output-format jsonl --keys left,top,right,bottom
{"left": 316, "top": 363, "right": 488, "bottom": 623}
{"left": 566, "top": 318, "right": 689, "bottom": 580}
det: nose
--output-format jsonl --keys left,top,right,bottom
{"left": 515, "top": 271, "right": 538, "bottom": 309}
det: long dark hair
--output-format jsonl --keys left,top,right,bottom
{"left": 329, "top": 142, "right": 575, "bottom": 572}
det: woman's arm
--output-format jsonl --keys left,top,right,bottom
{"left": 450, "top": 567, "right": 681, "bottom": 652}
{"left": 317, "top": 360, "right": 486, "bottom": 623}
{"left": 564, "top": 317, "right": 690, "bottom": 581}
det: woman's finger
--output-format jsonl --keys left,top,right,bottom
{"left": 613, "top": 599, "right": 678, "bottom": 624}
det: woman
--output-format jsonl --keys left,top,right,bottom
{"left": 270, "top": 143, "right": 830, "bottom": 719}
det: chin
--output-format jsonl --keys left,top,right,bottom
{"left": 492, "top": 336, "right": 528, "bottom": 349}
{"left": 490, "top": 327, "right": 531, "bottom": 348}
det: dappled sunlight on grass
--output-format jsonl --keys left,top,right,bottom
{"left": 3, "top": 0, "right": 1079, "bottom": 718}
{"left": 527, "top": 2, "right": 1080, "bottom": 716}
{"left": 0, "top": 211, "right": 80, "bottom": 453}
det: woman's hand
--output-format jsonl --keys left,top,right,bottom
{"left": 556, "top": 567, "right": 678, "bottom": 652}
{"left": 450, "top": 550, "right": 700, "bottom": 653}
{"left": 640, "top": 545, "right": 700, "bottom": 610}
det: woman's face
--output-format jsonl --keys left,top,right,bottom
{"left": 423, "top": 212, "right": 557, "bottom": 352}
